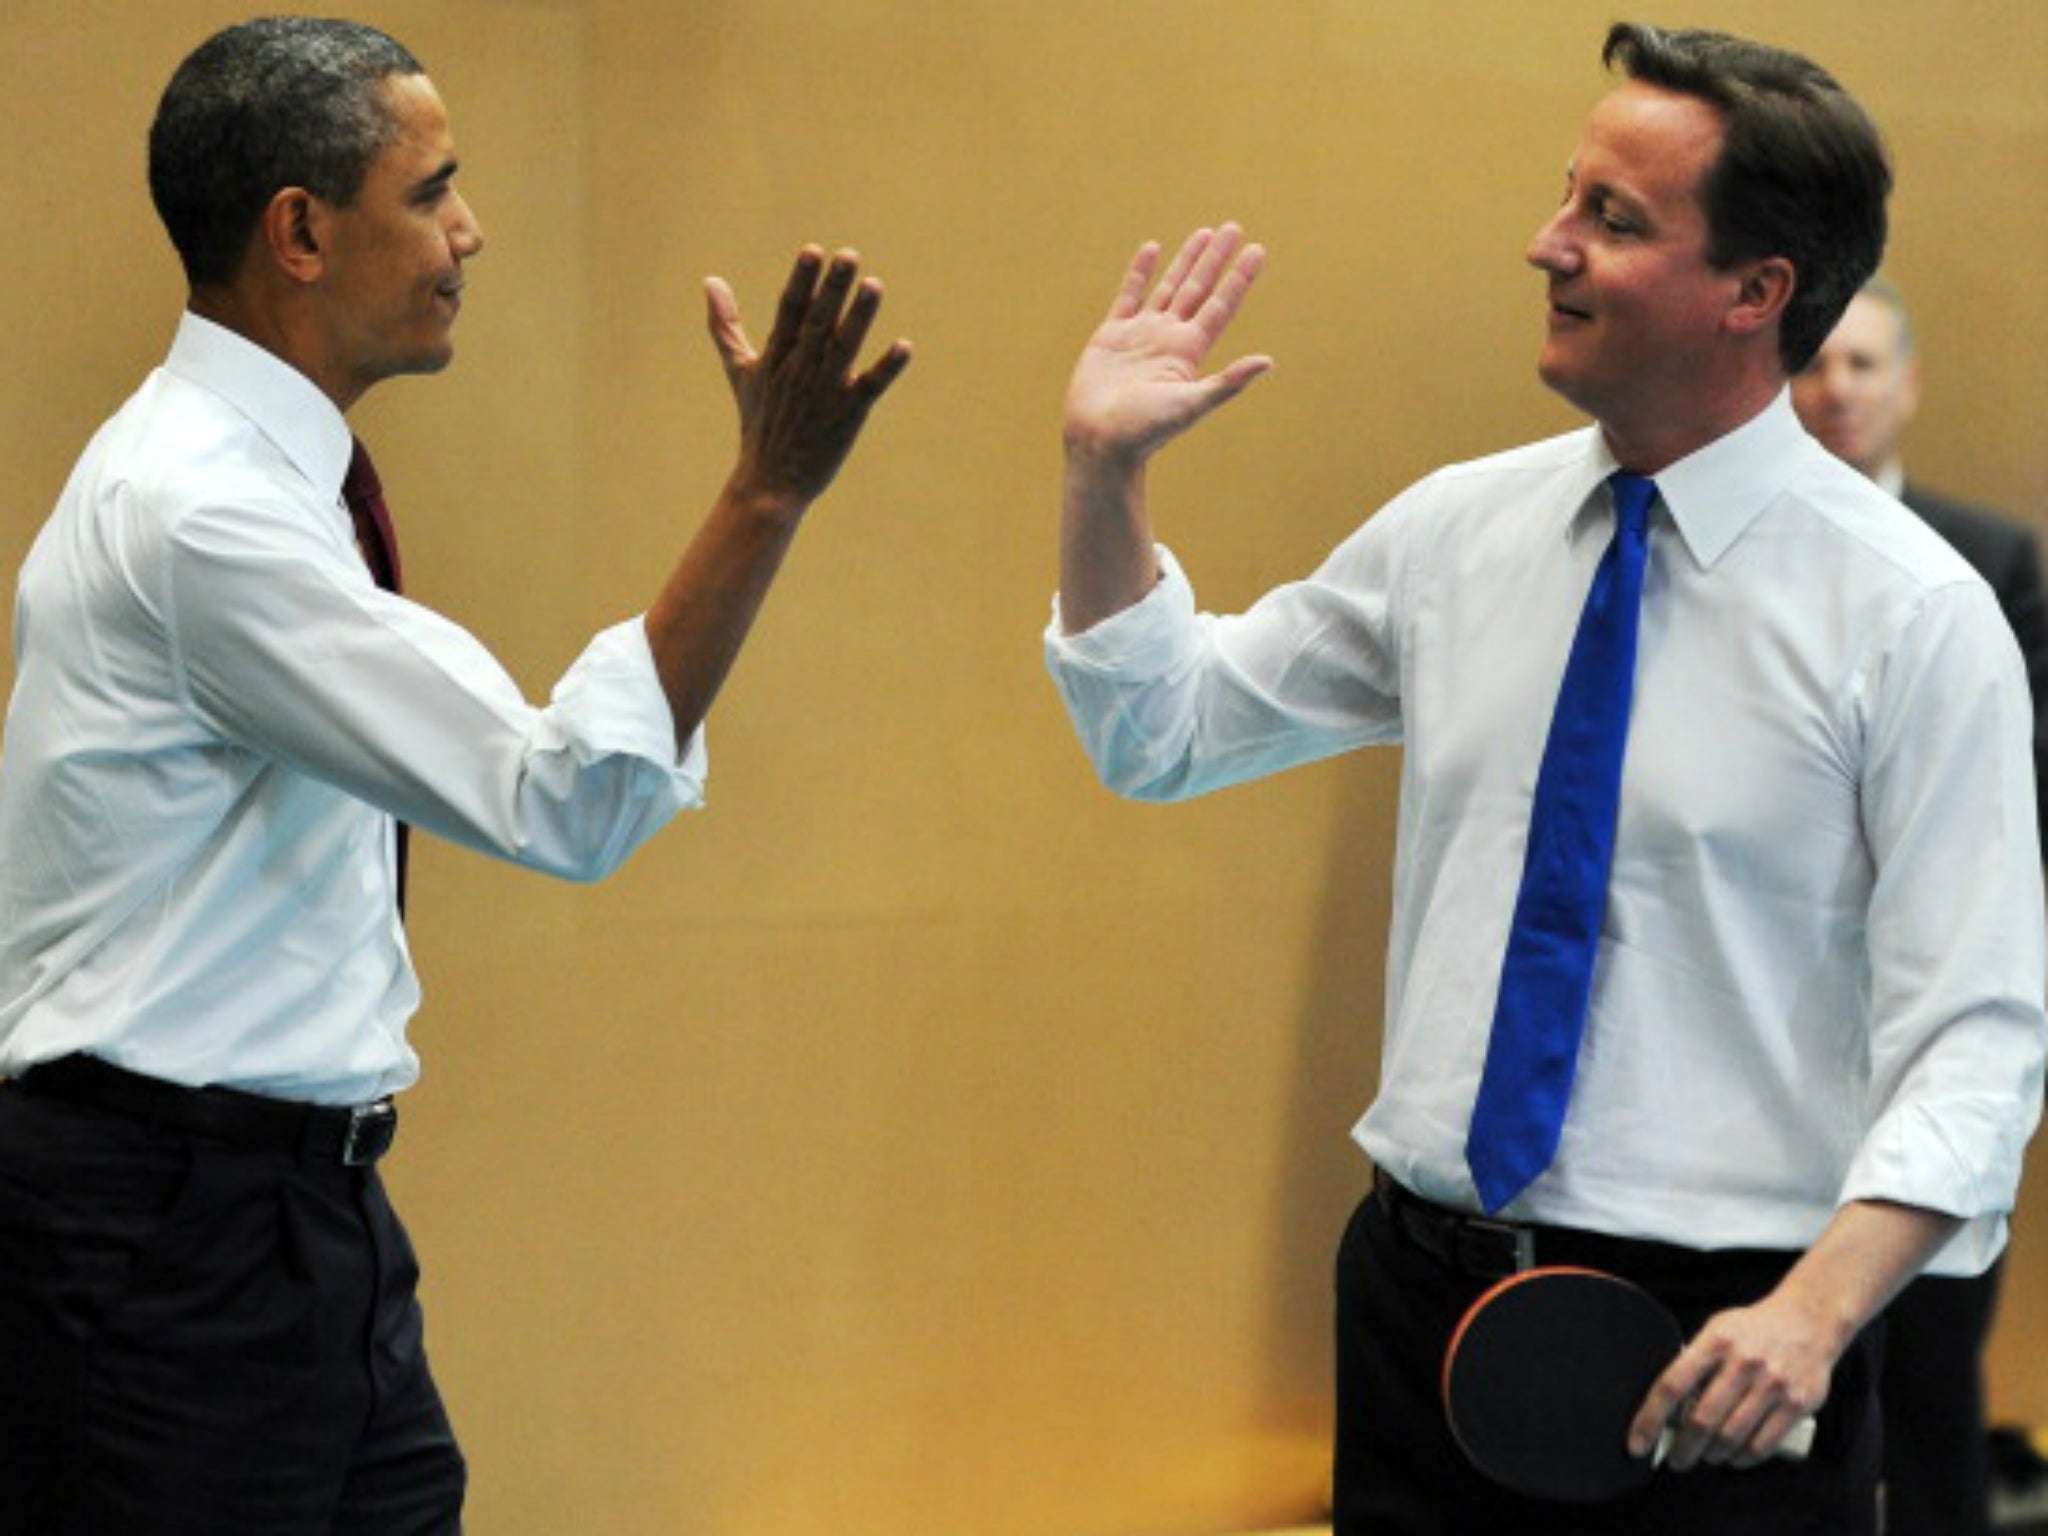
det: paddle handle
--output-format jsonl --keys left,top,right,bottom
{"left": 1655, "top": 1412, "right": 1816, "bottom": 1464}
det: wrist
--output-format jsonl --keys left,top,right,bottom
{"left": 1776, "top": 1275, "right": 1863, "bottom": 1358}
{"left": 1062, "top": 434, "right": 1147, "bottom": 500}
{"left": 1063, "top": 436, "right": 1142, "bottom": 473}
{"left": 719, "top": 468, "right": 810, "bottom": 528}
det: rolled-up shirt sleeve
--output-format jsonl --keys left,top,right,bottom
{"left": 168, "top": 489, "right": 701, "bottom": 883}
{"left": 1046, "top": 541, "right": 1402, "bottom": 803}
{"left": 1044, "top": 546, "right": 1203, "bottom": 798}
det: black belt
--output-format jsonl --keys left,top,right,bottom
{"left": 15, "top": 1054, "right": 398, "bottom": 1166}
{"left": 1375, "top": 1168, "right": 1536, "bottom": 1279}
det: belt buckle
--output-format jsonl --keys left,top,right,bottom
{"left": 1458, "top": 1215, "right": 1536, "bottom": 1278}
{"left": 340, "top": 1100, "right": 397, "bottom": 1165}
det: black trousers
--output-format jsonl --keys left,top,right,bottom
{"left": 1335, "top": 1186, "right": 1884, "bottom": 1535}
{"left": 1880, "top": 1264, "right": 2002, "bottom": 1536}
{"left": 0, "top": 1081, "right": 465, "bottom": 1535}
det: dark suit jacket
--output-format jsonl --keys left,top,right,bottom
{"left": 1902, "top": 481, "right": 2048, "bottom": 841}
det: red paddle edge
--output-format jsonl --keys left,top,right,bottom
{"left": 1440, "top": 1264, "right": 1627, "bottom": 1405}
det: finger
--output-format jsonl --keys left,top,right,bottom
{"left": 1211, "top": 353, "right": 1274, "bottom": 398}
{"left": 1171, "top": 221, "right": 1245, "bottom": 320}
{"left": 1715, "top": 1372, "right": 1821, "bottom": 1467}
{"left": 1694, "top": 1389, "right": 1766, "bottom": 1467}
{"left": 766, "top": 245, "right": 828, "bottom": 359}
{"left": 1726, "top": 1410, "right": 1784, "bottom": 1470}
{"left": 1663, "top": 1412, "right": 1716, "bottom": 1472}
{"left": 826, "top": 276, "right": 885, "bottom": 374}
{"left": 704, "top": 276, "right": 756, "bottom": 378}
{"left": 1148, "top": 227, "right": 1212, "bottom": 311}
{"left": 1158, "top": 355, "right": 1270, "bottom": 438}
{"left": 1664, "top": 1354, "right": 1770, "bottom": 1470}
{"left": 798, "top": 249, "right": 862, "bottom": 354}
{"left": 1734, "top": 1404, "right": 1816, "bottom": 1469}
{"left": 1195, "top": 241, "right": 1267, "bottom": 341}
{"left": 850, "top": 338, "right": 914, "bottom": 404}
{"left": 1107, "top": 241, "right": 1162, "bottom": 320}
{"left": 1179, "top": 356, "right": 1274, "bottom": 424}
{"left": 1652, "top": 1384, "right": 1735, "bottom": 1472}
{"left": 1628, "top": 1355, "right": 1707, "bottom": 1460}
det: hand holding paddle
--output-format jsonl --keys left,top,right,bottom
{"left": 1629, "top": 1278, "right": 1828, "bottom": 1472}
{"left": 1443, "top": 1267, "right": 1817, "bottom": 1503}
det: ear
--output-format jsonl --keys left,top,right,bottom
{"left": 256, "top": 187, "right": 327, "bottom": 286}
{"left": 1724, "top": 256, "right": 1796, "bottom": 340}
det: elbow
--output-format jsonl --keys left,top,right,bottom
{"left": 1088, "top": 753, "right": 1198, "bottom": 804}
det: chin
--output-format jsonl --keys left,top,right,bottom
{"left": 402, "top": 344, "right": 457, "bottom": 377}
{"left": 1536, "top": 357, "right": 1597, "bottom": 417}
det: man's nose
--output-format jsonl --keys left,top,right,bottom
{"left": 1525, "top": 211, "right": 1573, "bottom": 273}
{"left": 451, "top": 192, "right": 485, "bottom": 259}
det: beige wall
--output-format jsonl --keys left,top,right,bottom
{"left": 4, "top": 4, "right": 2046, "bottom": 1533}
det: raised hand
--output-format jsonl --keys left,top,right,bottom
{"left": 640, "top": 247, "right": 909, "bottom": 746}
{"left": 1064, "top": 223, "right": 1273, "bottom": 468}
{"left": 707, "top": 246, "right": 913, "bottom": 511}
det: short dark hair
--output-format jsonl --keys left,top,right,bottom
{"left": 147, "top": 17, "right": 424, "bottom": 288}
{"left": 1603, "top": 22, "right": 1891, "bottom": 373}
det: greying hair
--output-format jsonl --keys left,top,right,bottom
{"left": 148, "top": 17, "right": 424, "bottom": 287}
{"left": 1856, "top": 273, "right": 1916, "bottom": 357}
{"left": 1603, "top": 22, "right": 1891, "bottom": 374}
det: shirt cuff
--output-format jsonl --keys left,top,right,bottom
{"left": 1044, "top": 545, "right": 1195, "bottom": 680}
{"left": 556, "top": 617, "right": 707, "bottom": 806}
{"left": 1840, "top": 1099, "right": 2014, "bottom": 1276}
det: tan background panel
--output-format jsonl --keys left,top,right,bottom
{"left": 3, "top": 4, "right": 2045, "bottom": 1533}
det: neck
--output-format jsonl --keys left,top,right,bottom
{"left": 186, "top": 285, "right": 364, "bottom": 414}
{"left": 1598, "top": 374, "right": 1783, "bottom": 476}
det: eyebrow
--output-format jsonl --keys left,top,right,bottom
{"left": 1567, "top": 163, "right": 1651, "bottom": 224}
{"left": 1589, "top": 180, "right": 1646, "bottom": 215}
{"left": 410, "top": 158, "right": 460, "bottom": 201}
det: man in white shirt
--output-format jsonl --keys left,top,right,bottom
{"left": 0, "top": 18, "right": 908, "bottom": 1535}
{"left": 1046, "top": 23, "right": 2044, "bottom": 1535}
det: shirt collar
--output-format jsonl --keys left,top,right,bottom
{"left": 163, "top": 311, "right": 355, "bottom": 507}
{"left": 1569, "top": 389, "right": 1816, "bottom": 569}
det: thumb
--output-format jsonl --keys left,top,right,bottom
{"left": 704, "top": 277, "right": 755, "bottom": 382}
{"left": 1192, "top": 353, "right": 1274, "bottom": 420}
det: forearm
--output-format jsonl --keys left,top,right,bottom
{"left": 1767, "top": 1197, "right": 1961, "bottom": 1354}
{"left": 1634, "top": 1196, "right": 1962, "bottom": 1466}
{"left": 642, "top": 245, "right": 908, "bottom": 753}
{"left": 1056, "top": 224, "right": 1270, "bottom": 635}
{"left": 643, "top": 476, "right": 806, "bottom": 752}
{"left": 1058, "top": 446, "right": 1160, "bottom": 635}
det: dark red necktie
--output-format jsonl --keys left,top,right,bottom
{"left": 341, "top": 438, "right": 410, "bottom": 912}
{"left": 342, "top": 438, "right": 404, "bottom": 594}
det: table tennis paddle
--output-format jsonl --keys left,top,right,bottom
{"left": 1441, "top": 1265, "right": 1816, "bottom": 1502}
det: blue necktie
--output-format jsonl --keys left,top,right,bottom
{"left": 1465, "top": 471, "right": 1657, "bottom": 1214}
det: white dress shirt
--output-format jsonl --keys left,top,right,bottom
{"left": 0, "top": 313, "right": 704, "bottom": 1104}
{"left": 1046, "top": 392, "right": 2046, "bottom": 1274}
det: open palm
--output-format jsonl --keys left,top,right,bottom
{"left": 1064, "top": 223, "right": 1273, "bottom": 465}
